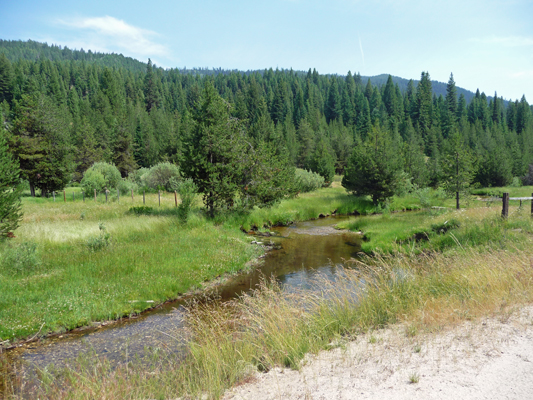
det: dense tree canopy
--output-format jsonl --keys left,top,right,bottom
{"left": 0, "top": 40, "right": 532, "bottom": 208}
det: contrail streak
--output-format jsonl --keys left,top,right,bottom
{"left": 359, "top": 36, "right": 365, "bottom": 65}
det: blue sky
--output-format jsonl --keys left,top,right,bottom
{"left": 2, "top": 0, "right": 533, "bottom": 101}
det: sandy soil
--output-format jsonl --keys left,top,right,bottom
{"left": 224, "top": 306, "right": 533, "bottom": 400}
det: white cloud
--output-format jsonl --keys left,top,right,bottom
{"left": 56, "top": 16, "right": 167, "bottom": 58}
{"left": 512, "top": 70, "right": 533, "bottom": 78}
{"left": 470, "top": 36, "right": 533, "bottom": 47}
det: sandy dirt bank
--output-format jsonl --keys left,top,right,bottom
{"left": 224, "top": 305, "right": 533, "bottom": 400}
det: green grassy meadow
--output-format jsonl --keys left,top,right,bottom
{"left": 0, "top": 193, "right": 261, "bottom": 341}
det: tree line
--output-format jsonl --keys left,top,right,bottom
{"left": 0, "top": 40, "right": 532, "bottom": 215}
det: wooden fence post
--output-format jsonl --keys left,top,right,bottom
{"left": 174, "top": 191, "right": 178, "bottom": 207}
{"left": 502, "top": 192, "right": 509, "bottom": 218}
{"left": 94, "top": 189, "right": 97, "bottom": 202}
{"left": 63, "top": 190, "right": 66, "bottom": 202}
{"left": 53, "top": 191, "right": 55, "bottom": 202}
{"left": 158, "top": 191, "right": 161, "bottom": 206}
{"left": 105, "top": 190, "right": 108, "bottom": 203}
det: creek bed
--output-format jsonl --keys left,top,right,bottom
{"left": 4, "top": 216, "right": 361, "bottom": 376}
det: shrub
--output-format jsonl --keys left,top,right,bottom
{"left": 81, "top": 162, "right": 121, "bottom": 194}
{"left": 117, "top": 178, "right": 138, "bottom": 196}
{"left": 141, "top": 162, "right": 181, "bottom": 192}
{"left": 86, "top": 223, "right": 111, "bottom": 251}
{"left": 129, "top": 206, "right": 154, "bottom": 215}
{"left": 177, "top": 178, "right": 198, "bottom": 222}
{"left": 394, "top": 171, "right": 415, "bottom": 197}
{"left": 511, "top": 177, "right": 522, "bottom": 188}
{"left": 1, "top": 241, "right": 41, "bottom": 273}
{"left": 414, "top": 187, "right": 432, "bottom": 209}
{"left": 294, "top": 169, "right": 325, "bottom": 194}
{"left": 129, "top": 168, "right": 149, "bottom": 186}
{"left": 80, "top": 168, "right": 106, "bottom": 195}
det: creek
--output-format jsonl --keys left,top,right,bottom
{"left": 2, "top": 216, "right": 361, "bottom": 381}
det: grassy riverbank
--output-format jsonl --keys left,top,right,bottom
{"left": 337, "top": 199, "right": 533, "bottom": 254}
{"left": 4, "top": 184, "right": 533, "bottom": 399}
{"left": 0, "top": 178, "right": 451, "bottom": 343}
{"left": 16, "top": 246, "right": 533, "bottom": 399}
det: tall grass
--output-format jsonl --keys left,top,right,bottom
{"left": 0, "top": 193, "right": 259, "bottom": 342}
{"left": 13, "top": 246, "right": 533, "bottom": 399}
{"left": 338, "top": 205, "right": 533, "bottom": 254}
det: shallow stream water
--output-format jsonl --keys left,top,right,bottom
{"left": 3, "top": 216, "right": 361, "bottom": 377}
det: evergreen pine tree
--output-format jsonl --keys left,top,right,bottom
{"left": 0, "top": 125, "right": 22, "bottom": 238}
{"left": 442, "top": 132, "right": 474, "bottom": 209}
{"left": 144, "top": 59, "right": 159, "bottom": 112}
{"left": 308, "top": 135, "right": 335, "bottom": 184}
{"left": 414, "top": 72, "right": 433, "bottom": 145}
{"left": 10, "top": 94, "right": 73, "bottom": 196}
{"left": 0, "top": 53, "right": 14, "bottom": 104}
{"left": 443, "top": 73, "right": 457, "bottom": 137}
{"left": 325, "top": 78, "right": 341, "bottom": 123}
{"left": 342, "top": 125, "right": 400, "bottom": 205}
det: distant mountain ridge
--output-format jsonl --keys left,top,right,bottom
{"left": 0, "top": 39, "right": 485, "bottom": 103}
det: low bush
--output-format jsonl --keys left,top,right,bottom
{"left": 294, "top": 168, "right": 325, "bottom": 194}
{"left": 0, "top": 241, "right": 41, "bottom": 273}
{"left": 117, "top": 178, "right": 138, "bottom": 196}
{"left": 177, "top": 178, "right": 198, "bottom": 223}
{"left": 86, "top": 223, "right": 111, "bottom": 251}
{"left": 81, "top": 162, "right": 122, "bottom": 194}
{"left": 141, "top": 162, "right": 181, "bottom": 192}
{"left": 128, "top": 206, "right": 154, "bottom": 215}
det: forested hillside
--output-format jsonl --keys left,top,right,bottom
{"left": 0, "top": 40, "right": 532, "bottom": 206}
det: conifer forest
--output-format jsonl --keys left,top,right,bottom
{"left": 1, "top": 40, "right": 532, "bottom": 209}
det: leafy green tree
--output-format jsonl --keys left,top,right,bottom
{"left": 176, "top": 178, "right": 198, "bottom": 222}
{"left": 342, "top": 125, "right": 400, "bottom": 205}
{"left": 184, "top": 82, "right": 293, "bottom": 215}
{"left": 0, "top": 125, "right": 22, "bottom": 238}
{"left": 442, "top": 132, "right": 474, "bottom": 209}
